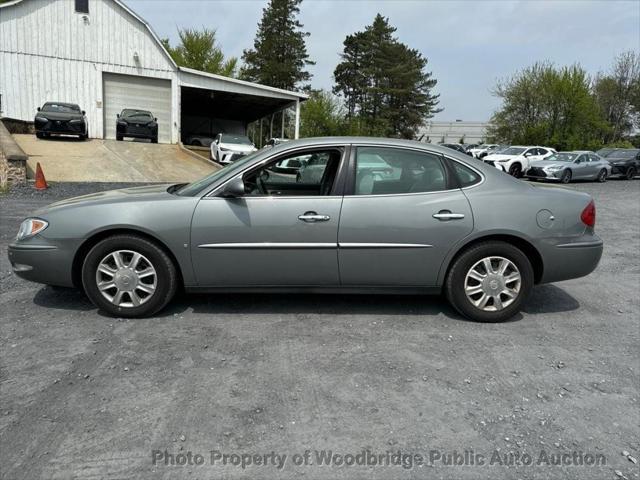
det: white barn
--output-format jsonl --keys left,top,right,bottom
{"left": 0, "top": 0, "right": 307, "bottom": 144}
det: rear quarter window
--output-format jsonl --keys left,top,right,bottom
{"left": 450, "top": 161, "right": 482, "bottom": 187}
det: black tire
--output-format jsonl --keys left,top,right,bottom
{"left": 152, "top": 135, "right": 158, "bottom": 144}
{"left": 508, "top": 163, "right": 522, "bottom": 178}
{"left": 79, "top": 134, "right": 87, "bottom": 141}
{"left": 560, "top": 169, "right": 572, "bottom": 184}
{"left": 81, "top": 234, "right": 178, "bottom": 318}
{"left": 35, "top": 132, "right": 44, "bottom": 139}
{"left": 192, "top": 140, "right": 202, "bottom": 147}
{"left": 116, "top": 135, "right": 123, "bottom": 141}
{"left": 624, "top": 167, "right": 636, "bottom": 180}
{"left": 445, "top": 241, "right": 534, "bottom": 323}
{"left": 597, "top": 169, "right": 607, "bottom": 183}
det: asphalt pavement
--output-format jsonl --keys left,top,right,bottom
{"left": 0, "top": 179, "right": 638, "bottom": 480}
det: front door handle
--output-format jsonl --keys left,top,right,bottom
{"left": 433, "top": 210, "right": 465, "bottom": 220}
{"left": 298, "top": 211, "right": 330, "bottom": 222}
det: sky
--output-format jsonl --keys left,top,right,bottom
{"left": 125, "top": 0, "right": 640, "bottom": 122}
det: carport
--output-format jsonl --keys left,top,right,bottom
{"left": 178, "top": 67, "right": 307, "bottom": 147}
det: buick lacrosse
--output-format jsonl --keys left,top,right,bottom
{"left": 9, "top": 137, "right": 603, "bottom": 322}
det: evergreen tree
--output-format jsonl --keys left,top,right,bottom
{"left": 333, "top": 14, "right": 440, "bottom": 138}
{"left": 240, "top": 0, "right": 314, "bottom": 90}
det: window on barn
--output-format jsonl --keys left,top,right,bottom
{"left": 75, "top": 0, "right": 89, "bottom": 14}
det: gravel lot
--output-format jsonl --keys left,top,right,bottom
{"left": 1, "top": 179, "right": 638, "bottom": 480}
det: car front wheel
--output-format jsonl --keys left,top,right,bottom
{"left": 597, "top": 169, "right": 607, "bottom": 183}
{"left": 445, "top": 241, "right": 534, "bottom": 322}
{"left": 82, "top": 234, "right": 178, "bottom": 318}
{"left": 508, "top": 163, "right": 522, "bottom": 177}
{"left": 560, "top": 170, "right": 572, "bottom": 183}
{"left": 625, "top": 167, "right": 636, "bottom": 180}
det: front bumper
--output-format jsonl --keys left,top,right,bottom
{"left": 525, "top": 167, "right": 562, "bottom": 181}
{"left": 36, "top": 120, "right": 86, "bottom": 135}
{"left": 8, "top": 241, "right": 76, "bottom": 287}
{"left": 538, "top": 234, "right": 603, "bottom": 283}
{"left": 117, "top": 124, "right": 156, "bottom": 139}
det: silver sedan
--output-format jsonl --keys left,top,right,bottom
{"left": 8, "top": 137, "right": 603, "bottom": 322}
{"left": 525, "top": 151, "right": 612, "bottom": 183}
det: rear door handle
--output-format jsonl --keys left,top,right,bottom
{"left": 298, "top": 211, "right": 330, "bottom": 222}
{"left": 433, "top": 211, "right": 465, "bottom": 220}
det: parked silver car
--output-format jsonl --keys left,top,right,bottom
{"left": 525, "top": 151, "right": 611, "bottom": 183}
{"left": 9, "top": 137, "right": 603, "bottom": 322}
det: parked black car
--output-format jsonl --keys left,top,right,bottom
{"left": 603, "top": 148, "right": 640, "bottom": 180}
{"left": 34, "top": 102, "right": 88, "bottom": 140}
{"left": 116, "top": 109, "right": 158, "bottom": 143}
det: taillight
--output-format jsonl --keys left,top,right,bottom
{"left": 580, "top": 200, "right": 596, "bottom": 227}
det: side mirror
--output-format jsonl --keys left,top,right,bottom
{"left": 37, "top": 107, "right": 41, "bottom": 111}
{"left": 524, "top": 152, "right": 532, "bottom": 157}
{"left": 116, "top": 114, "right": 120, "bottom": 118}
{"left": 575, "top": 159, "right": 581, "bottom": 164}
{"left": 220, "top": 177, "right": 245, "bottom": 198}
{"left": 154, "top": 117, "right": 158, "bottom": 122}
{"left": 82, "top": 110, "right": 86, "bottom": 115}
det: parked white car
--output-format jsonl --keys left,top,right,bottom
{"left": 210, "top": 134, "right": 257, "bottom": 164}
{"left": 483, "top": 146, "right": 556, "bottom": 177}
{"left": 468, "top": 144, "right": 500, "bottom": 159}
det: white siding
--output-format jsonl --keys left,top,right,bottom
{"left": 0, "top": 0, "right": 178, "bottom": 140}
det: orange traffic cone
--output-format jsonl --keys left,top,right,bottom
{"left": 34, "top": 162, "right": 48, "bottom": 190}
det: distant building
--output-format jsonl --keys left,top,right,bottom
{"left": 417, "top": 121, "right": 491, "bottom": 144}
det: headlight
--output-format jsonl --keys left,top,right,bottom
{"left": 35, "top": 116, "right": 48, "bottom": 123}
{"left": 544, "top": 166, "right": 562, "bottom": 172}
{"left": 496, "top": 158, "right": 510, "bottom": 162}
{"left": 117, "top": 121, "right": 127, "bottom": 126}
{"left": 70, "top": 119, "right": 83, "bottom": 124}
{"left": 17, "top": 218, "right": 49, "bottom": 240}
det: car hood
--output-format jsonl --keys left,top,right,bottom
{"left": 219, "top": 143, "right": 256, "bottom": 153}
{"left": 484, "top": 153, "right": 517, "bottom": 161}
{"left": 36, "top": 111, "right": 84, "bottom": 121}
{"left": 121, "top": 117, "right": 155, "bottom": 125}
{"left": 35, "top": 184, "right": 175, "bottom": 214}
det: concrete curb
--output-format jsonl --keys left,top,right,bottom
{"left": 178, "top": 142, "right": 222, "bottom": 170}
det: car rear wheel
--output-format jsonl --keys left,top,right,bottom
{"left": 82, "top": 234, "right": 178, "bottom": 318}
{"left": 445, "top": 241, "right": 534, "bottom": 322}
{"left": 597, "top": 169, "right": 607, "bottom": 183}
{"left": 625, "top": 167, "right": 636, "bottom": 180}
{"left": 508, "top": 163, "right": 522, "bottom": 177}
{"left": 560, "top": 169, "right": 572, "bottom": 183}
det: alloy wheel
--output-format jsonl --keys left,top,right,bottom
{"left": 95, "top": 250, "right": 157, "bottom": 308}
{"left": 464, "top": 256, "right": 522, "bottom": 312}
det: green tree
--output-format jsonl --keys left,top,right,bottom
{"left": 299, "top": 90, "right": 346, "bottom": 137}
{"left": 240, "top": 0, "right": 314, "bottom": 90}
{"left": 333, "top": 14, "right": 440, "bottom": 139}
{"left": 593, "top": 51, "right": 640, "bottom": 143}
{"left": 487, "top": 62, "right": 606, "bottom": 150}
{"left": 161, "top": 28, "right": 237, "bottom": 77}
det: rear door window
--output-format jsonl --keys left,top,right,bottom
{"left": 353, "top": 147, "right": 448, "bottom": 195}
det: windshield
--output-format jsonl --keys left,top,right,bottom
{"left": 608, "top": 149, "right": 638, "bottom": 160}
{"left": 221, "top": 135, "right": 253, "bottom": 145}
{"left": 42, "top": 103, "right": 80, "bottom": 113}
{"left": 122, "top": 110, "right": 153, "bottom": 120}
{"left": 499, "top": 147, "right": 526, "bottom": 155}
{"left": 176, "top": 150, "right": 262, "bottom": 196}
{"left": 545, "top": 152, "right": 578, "bottom": 162}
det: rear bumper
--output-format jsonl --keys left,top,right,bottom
{"left": 538, "top": 235, "right": 603, "bottom": 283}
{"left": 8, "top": 241, "right": 76, "bottom": 287}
